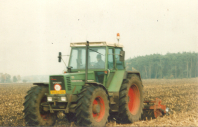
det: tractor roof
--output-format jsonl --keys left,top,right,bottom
{"left": 70, "top": 42, "right": 123, "bottom": 48}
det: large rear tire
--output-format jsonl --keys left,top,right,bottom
{"left": 118, "top": 74, "right": 143, "bottom": 123}
{"left": 76, "top": 85, "right": 109, "bottom": 126}
{"left": 23, "top": 86, "right": 56, "bottom": 126}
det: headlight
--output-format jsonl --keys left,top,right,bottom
{"left": 47, "top": 97, "right": 52, "bottom": 101}
{"left": 61, "top": 97, "right": 66, "bottom": 101}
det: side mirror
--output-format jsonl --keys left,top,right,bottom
{"left": 119, "top": 51, "right": 125, "bottom": 61}
{"left": 58, "top": 52, "right": 62, "bottom": 62}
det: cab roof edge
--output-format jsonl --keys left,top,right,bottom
{"left": 70, "top": 42, "right": 123, "bottom": 48}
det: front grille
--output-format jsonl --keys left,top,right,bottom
{"left": 66, "top": 77, "right": 71, "bottom": 90}
{"left": 50, "top": 76, "right": 65, "bottom": 90}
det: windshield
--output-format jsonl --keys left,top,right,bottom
{"left": 69, "top": 47, "right": 106, "bottom": 69}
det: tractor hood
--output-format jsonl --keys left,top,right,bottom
{"left": 49, "top": 72, "right": 95, "bottom": 94}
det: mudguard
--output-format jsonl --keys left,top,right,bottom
{"left": 33, "top": 82, "right": 49, "bottom": 86}
{"left": 124, "top": 71, "right": 142, "bottom": 81}
{"left": 86, "top": 82, "right": 109, "bottom": 96}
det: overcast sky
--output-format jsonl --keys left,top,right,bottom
{"left": 0, "top": 0, "right": 197, "bottom": 76}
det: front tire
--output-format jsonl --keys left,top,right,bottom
{"left": 23, "top": 86, "right": 56, "bottom": 126}
{"left": 118, "top": 74, "right": 143, "bottom": 123}
{"left": 76, "top": 85, "right": 109, "bottom": 126}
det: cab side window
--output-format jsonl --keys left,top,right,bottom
{"left": 115, "top": 48, "right": 124, "bottom": 69}
{"left": 108, "top": 48, "right": 114, "bottom": 69}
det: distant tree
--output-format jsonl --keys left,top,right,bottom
{"left": 23, "top": 79, "right": 27, "bottom": 83}
{"left": 1, "top": 74, "right": 6, "bottom": 83}
{"left": 13, "top": 76, "right": 17, "bottom": 82}
{"left": 17, "top": 75, "right": 21, "bottom": 82}
{"left": 6, "top": 74, "right": 11, "bottom": 83}
{"left": 0, "top": 74, "right": 3, "bottom": 83}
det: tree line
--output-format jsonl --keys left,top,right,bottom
{"left": 0, "top": 73, "right": 49, "bottom": 83}
{"left": 0, "top": 73, "right": 21, "bottom": 83}
{"left": 126, "top": 52, "right": 198, "bottom": 79}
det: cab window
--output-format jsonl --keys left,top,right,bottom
{"left": 108, "top": 48, "right": 114, "bottom": 69}
{"left": 69, "top": 47, "right": 106, "bottom": 69}
{"left": 115, "top": 48, "right": 124, "bottom": 69}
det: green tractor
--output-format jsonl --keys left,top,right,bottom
{"left": 23, "top": 41, "right": 144, "bottom": 126}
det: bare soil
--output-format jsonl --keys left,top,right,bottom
{"left": 0, "top": 78, "right": 197, "bottom": 126}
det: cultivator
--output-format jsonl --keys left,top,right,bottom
{"left": 143, "top": 98, "right": 168, "bottom": 118}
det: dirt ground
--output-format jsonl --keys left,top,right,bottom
{"left": 0, "top": 78, "right": 197, "bottom": 126}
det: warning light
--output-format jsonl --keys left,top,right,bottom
{"left": 117, "top": 33, "right": 120, "bottom": 42}
{"left": 117, "top": 33, "right": 120, "bottom": 38}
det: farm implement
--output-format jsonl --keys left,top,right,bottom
{"left": 143, "top": 98, "right": 168, "bottom": 118}
{"left": 23, "top": 34, "right": 168, "bottom": 126}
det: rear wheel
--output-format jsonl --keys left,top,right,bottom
{"left": 118, "top": 74, "right": 143, "bottom": 123}
{"left": 23, "top": 86, "right": 56, "bottom": 126}
{"left": 76, "top": 85, "right": 109, "bottom": 126}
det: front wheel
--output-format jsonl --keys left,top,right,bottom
{"left": 76, "top": 85, "right": 109, "bottom": 126}
{"left": 118, "top": 74, "right": 143, "bottom": 123}
{"left": 23, "top": 86, "right": 56, "bottom": 126}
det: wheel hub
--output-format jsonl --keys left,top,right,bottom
{"left": 92, "top": 96, "right": 105, "bottom": 122}
{"left": 93, "top": 104, "right": 101, "bottom": 114}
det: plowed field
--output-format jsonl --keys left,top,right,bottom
{"left": 0, "top": 78, "right": 197, "bottom": 126}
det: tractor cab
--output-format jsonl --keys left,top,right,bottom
{"left": 66, "top": 42, "right": 125, "bottom": 86}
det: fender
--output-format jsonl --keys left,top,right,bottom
{"left": 123, "top": 71, "right": 142, "bottom": 81}
{"left": 85, "top": 82, "right": 109, "bottom": 96}
{"left": 33, "top": 82, "right": 49, "bottom": 86}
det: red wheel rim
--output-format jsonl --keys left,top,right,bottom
{"left": 128, "top": 84, "right": 140, "bottom": 115}
{"left": 92, "top": 96, "right": 105, "bottom": 122}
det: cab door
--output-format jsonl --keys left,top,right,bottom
{"left": 106, "top": 48, "right": 115, "bottom": 88}
{"left": 107, "top": 47, "right": 125, "bottom": 92}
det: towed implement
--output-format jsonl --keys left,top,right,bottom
{"left": 143, "top": 98, "right": 168, "bottom": 119}
{"left": 23, "top": 35, "right": 168, "bottom": 126}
